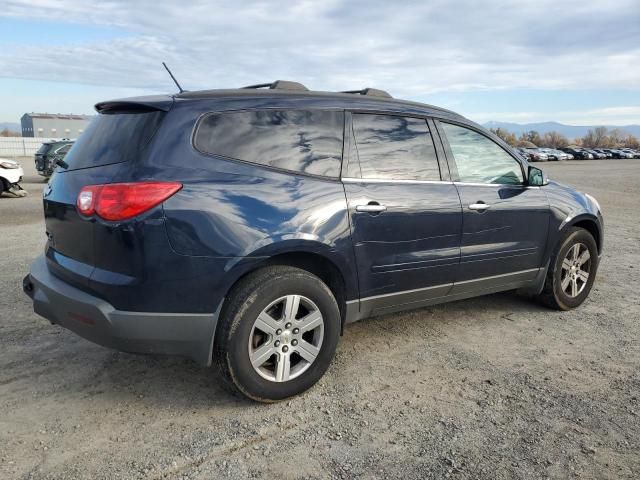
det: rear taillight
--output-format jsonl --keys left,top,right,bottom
{"left": 77, "top": 182, "right": 182, "bottom": 221}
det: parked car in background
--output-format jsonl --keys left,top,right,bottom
{"left": 515, "top": 147, "right": 536, "bottom": 161}
{"left": 620, "top": 148, "right": 640, "bottom": 158}
{"left": 0, "top": 158, "right": 26, "bottom": 197}
{"left": 523, "top": 148, "right": 549, "bottom": 162}
{"left": 588, "top": 149, "right": 608, "bottom": 159}
{"left": 561, "top": 148, "right": 592, "bottom": 160}
{"left": 604, "top": 148, "right": 633, "bottom": 159}
{"left": 614, "top": 149, "right": 634, "bottom": 159}
{"left": 541, "top": 148, "right": 568, "bottom": 161}
{"left": 23, "top": 80, "right": 605, "bottom": 401}
{"left": 34, "top": 139, "right": 74, "bottom": 178}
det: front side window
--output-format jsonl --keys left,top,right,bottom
{"left": 194, "top": 110, "right": 344, "bottom": 178}
{"left": 351, "top": 114, "right": 440, "bottom": 181}
{"left": 441, "top": 123, "right": 524, "bottom": 185}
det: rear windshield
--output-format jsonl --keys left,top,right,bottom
{"left": 36, "top": 144, "right": 52, "bottom": 155}
{"left": 62, "top": 110, "right": 165, "bottom": 171}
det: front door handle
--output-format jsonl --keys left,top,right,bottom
{"left": 356, "top": 203, "right": 387, "bottom": 213}
{"left": 469, "top": 202, "right": 491, "bottom": 211}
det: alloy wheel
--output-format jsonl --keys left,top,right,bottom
{"left": 248, "top": 294, "right": 324, "bottom": 382}
{"left": 560, "top": 242, "right": 591, "bottom": 298}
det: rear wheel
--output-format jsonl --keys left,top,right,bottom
{"left": 538, "top": 227, "right": 598, "bottom": 310}
{"left": 213, "top": 266, "right": 340, "bottom": 402}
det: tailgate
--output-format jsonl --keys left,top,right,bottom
{"left": 43, "top": 108, "right": 167, "bottom": 287}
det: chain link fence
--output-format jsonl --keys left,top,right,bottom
{"left": 0, "top": 137, "right": 60, "bottom": 158}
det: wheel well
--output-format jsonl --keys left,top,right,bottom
{"left": 572, "top": 219, "right": 601, "bottom": 253}
{"left": 226, "top": 252, "right": 348, "bottom": 326}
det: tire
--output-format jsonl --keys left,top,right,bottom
{"left": 213, "top": 266, "right": 341, "bottom": 402}
{"left": 537, "top": 227, "right": 599, "bottom": 310}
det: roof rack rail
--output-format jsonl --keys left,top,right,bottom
{"left": 342, "top": 87, "right": 392, "bottom": 99}
{"left": 242, "top": 80, "right": 309, "bottom": 91}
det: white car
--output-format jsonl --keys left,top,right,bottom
{"left": 0, "top": 158, "right": 26, "bottom": 196}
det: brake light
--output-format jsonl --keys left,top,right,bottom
{"left": 76, "top": 182, "right": 182, "bottom": 221}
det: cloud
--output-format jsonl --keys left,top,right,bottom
{"left": 1, "top": 0, "right": 639, "bottom": 98}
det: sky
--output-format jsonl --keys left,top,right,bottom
{"left": 1, "top": 0, "right": 639, "bottom": 126}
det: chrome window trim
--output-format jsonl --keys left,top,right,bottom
{"left": 453, "top": 181, "right": 540, "bottom": 189}
{"left": 341, "top": 177, "right": 453, "bottom": 185}
{"left": 454, "top": 181, "right": 521, "bottom": 188}
{"left": 341, "top": 178, "right": 540, "bottom": 188}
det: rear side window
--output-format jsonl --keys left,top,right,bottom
{"left": 194, "top": 110, "right": 344, "bottom": 178}
{"left": 62, "top": 111, "right": 165, "bottom": 171}
{"left": 351, "top": 114, "right": 441, "bottom": 181}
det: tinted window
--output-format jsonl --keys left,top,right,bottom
{"left": 63, "top": 111, "right": 165, "bottom": 171}
{"left": 351, "top": 114, "right": 440, "bottom": 181}
{"left": 57, "top": 144, "right": 72, "bottom": 154}
{"left": 441, "top": 123, "right": 523, "bottom": 185}
{"left": 195, "top": 110, "right": 344, "bottom": 177}
{"left": 36, "top": 144, "right": 51, "bottom": 155}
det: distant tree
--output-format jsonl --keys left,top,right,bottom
{"left": 520, "top": 130, "right": 543, "bottom": 147}
{"left": 607, "top": 128, "right": 626, "bottom": 147}
{"left": 622, "top": 134, "right": 640, "bottom": 149}
{"left": 517, "top": 140, "right": 537, "bottom": 148}
{"left": 542, "top": 131, "right": 569, "bottom": 149}
{"left": 593, "top": 127, "right": 609, "bottom": 147}
{"left": 490, "top": 127, "right": 518, "bottom": 146}
{"left": 0, "top": 128, "right": 20, "bottom": 137}
{"left": 582, "top": 126, "right": 623, "bottom": 148}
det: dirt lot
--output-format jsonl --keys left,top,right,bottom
{"left": 1, "top": 159, "right": 638, "bottom": 480}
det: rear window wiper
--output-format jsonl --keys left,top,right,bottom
{"left": 54, "top": 158, "right": 69, "bottom": 169}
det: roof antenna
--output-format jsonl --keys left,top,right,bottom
{"left": 162, "top": 62, "right": 184, "bottom": 93}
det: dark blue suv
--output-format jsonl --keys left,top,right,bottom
{"left": 23, "top": 81, "right": 603, "bottom": 402}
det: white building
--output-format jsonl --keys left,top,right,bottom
{"left": 21, "top": 113, "right": 93, "bottom": 138}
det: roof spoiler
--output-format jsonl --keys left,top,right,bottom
{"left": 95, "top": 95, "right": 174, "bottom": 113}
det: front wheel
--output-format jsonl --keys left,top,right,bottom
{"left": 213, "top": 266, "right": 340, "bottom": 402}
{"left": 537, "top": 227, "right": 599, "bottom": 310}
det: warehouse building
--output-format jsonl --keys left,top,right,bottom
{"left": 21, "top": 113, "right": 93, "bottom": 138}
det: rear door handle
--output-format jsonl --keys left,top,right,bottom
{"left": 356, "top": 203, "right": 387, "bottom": 213}
{"left": 469, "top": 202, "right": 490, "bottom": 211}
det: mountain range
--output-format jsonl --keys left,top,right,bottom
{"left": 483, "top": 121, "right": 640, "bottom": 139}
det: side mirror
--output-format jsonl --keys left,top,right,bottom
{"left": 528, "top": 165, "right": 548, "bottom": 186}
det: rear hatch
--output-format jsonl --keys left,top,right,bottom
{"left": 34, "top": 143, "right": 52, "bottom": 172}
{"left": 43, "top": 101, "right": 169, "bottom": 287}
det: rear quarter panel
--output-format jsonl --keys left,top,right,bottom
{"left": 147, "top": 99, "right": 359, "bottom": 301}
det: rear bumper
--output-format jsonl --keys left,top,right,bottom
{"left": 23, "top": 255, "right": 220, "bottom": 366}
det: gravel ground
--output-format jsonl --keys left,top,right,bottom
{"left": 1, "top": 159, "right": 638, "bottom": 480}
